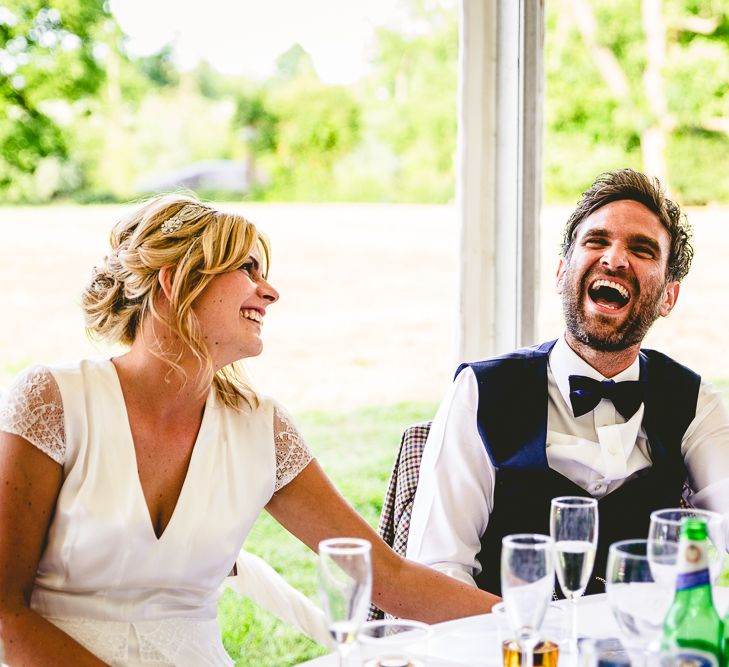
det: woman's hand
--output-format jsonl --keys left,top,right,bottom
{"left": 265, "top": 459, "right": 500, "bottom": 624}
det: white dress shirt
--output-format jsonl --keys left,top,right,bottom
{"left": 406, "top": 336, "right": 729, "bottom": 587}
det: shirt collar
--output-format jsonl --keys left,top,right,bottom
{"left": 550, "top": 335, "right": 641, "bottom": 408}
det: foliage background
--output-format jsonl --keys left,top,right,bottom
{"left": 544, "top": 0, "right": 729, "bottom": 204}
{"left": 3, "top": 0, "right": 728, "bottom": 206}
{"left": 0, "top": 0, "right": 459, "bottom": 204}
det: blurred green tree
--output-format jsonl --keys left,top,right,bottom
{"left": 230, "top": 44, "right": 362, "bottom": 201}
{"left": 363, "top": 0, "right": 458, "bottom": 202}
{"left": 273, "top": 43, "right": 315, "bottom": 83}
{"left": 233, "top": 88, "right": 278, "bottom": 195}
{"left": 228, "top": 2, "right": 459, "bottom": 203}
{"left": 264, "top": 80, "right": 361, "bottom": 200}
{"left": 69, "top": 21, "right": 190, "bottom": 201}
{"left": 546, "top": 0, "right": 729, "bottom": 203}
{"left": 135, "top": 44, "right": 179, "bottom": 90}
{"left": 0, "top": 0, "right": 110, "bottom": 198}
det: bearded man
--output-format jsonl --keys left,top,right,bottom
{"left": 405, "top": 168, "right": 729, "bottom": 596}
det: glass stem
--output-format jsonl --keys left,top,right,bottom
{"left": 521, "top": 639, "right": 536, "bottom": 667}
{"left": 337, "top": 641, "right": 353, "bottom": 667}
{"left": 571, "top": 596, "right": 578, "bottom": 648}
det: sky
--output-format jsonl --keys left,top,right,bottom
{"left": 108, "top": 0, "right": 413, "bottom": 84}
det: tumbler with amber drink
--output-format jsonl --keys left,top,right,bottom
{"left": 494, "top": 601, "right": 563, "bottom": 667}
{"left": 500, "top": 534, "right": 557, "bottom": 667}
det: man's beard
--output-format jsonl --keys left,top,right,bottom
{"left": 561, "top": 265, "right": 666, "bottom": 352}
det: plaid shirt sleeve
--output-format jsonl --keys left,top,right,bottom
{"left": 368, "top": 421, "right": 432, "bottom": 620}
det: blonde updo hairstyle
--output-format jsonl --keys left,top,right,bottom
{"left": 82, "top": 194, "right": 270, "bottom": 410}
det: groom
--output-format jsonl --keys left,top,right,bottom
{"left": 406, "top": 168, "right": 729, "bottom": 595}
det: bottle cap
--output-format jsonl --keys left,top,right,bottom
{"left": 681, "top": 517, "right": 708, "bottom": 541}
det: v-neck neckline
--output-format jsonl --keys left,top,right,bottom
{"left": 104, "top": 359, "right": 215, "bottom": 543}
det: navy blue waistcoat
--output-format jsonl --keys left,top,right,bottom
{"left": 456, "top": 340, "right": 700, "bottom": 596}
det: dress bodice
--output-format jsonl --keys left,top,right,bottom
{"left": 0, "top": 359, "right": 313, "bottom": 665}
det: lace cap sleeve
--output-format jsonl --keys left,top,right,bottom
{"left": 273, "top": 401, "right": 313, "bottom": 491}
{"left": 0, "top": 366, "right": 66, "bottom": 465}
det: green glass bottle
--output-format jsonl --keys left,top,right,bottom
{"left": 661, "top": 518, "right": 723, "bottom": 667}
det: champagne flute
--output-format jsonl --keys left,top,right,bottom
{"left": 648, "top": 508, "right": 725, "bottom": 589}
{"left": 318, "top": 538, "right": 373, "bottom": 666}
{"left": 606, "top": 539, "right": 673, "bottom": 666}
{"left": 550, "top": 496, "right": 598, "bottom": 651}
{"left": 501, "top": 534, "right": 555, "bottom": 667}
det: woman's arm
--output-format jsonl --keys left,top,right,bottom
{"left": 265, "top": 459, "right": 500, "bottom": 624}
{"left": 0, "top": 432, "right": 109, "bottom": 666}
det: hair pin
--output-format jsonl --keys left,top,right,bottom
{"left": 161, "top": 204, "right": 208, "bottom": 234}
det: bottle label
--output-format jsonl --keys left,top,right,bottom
{"left": 678, "top": 541, "right": 709, "bottom": 574}
{"left": 675, "top": 568, "right": 710, "bottom": 590}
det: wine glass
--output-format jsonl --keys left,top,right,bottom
{"left": 550, "top": 496, "right": 598, "bottom": 652}
{"left": 501, "top": 534, "right": 556, "bottom": 667}
{"left": 606, "top": 539, "right": 673, "bottom": 666}
{"left": 648, "top": 508, "right": 725, "bottom": 589}
{"left": 318, "top": 538, "right": 373, "bottom": 666}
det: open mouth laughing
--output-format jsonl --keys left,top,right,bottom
{"left": 587, "top": 278, "right": 631, "bottom": 311}
{"left": 240, "top": 308, "right": 263, "bottom": 324}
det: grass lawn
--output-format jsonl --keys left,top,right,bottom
{"left": 219, "top": 401, "right": 438, "bottom": 667}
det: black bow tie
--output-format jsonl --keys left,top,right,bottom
{"left": 568, "top": 375, "right": 643, "bottom": 420}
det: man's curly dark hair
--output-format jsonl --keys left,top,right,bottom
{"left": 561, "top": 169, "right": 693, "bottom": 283}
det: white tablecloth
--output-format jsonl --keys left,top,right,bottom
{"left": 298, "top": 588, "right": 729, "bottom": 667}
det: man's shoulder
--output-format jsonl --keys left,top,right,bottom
{"left": 456, "top": 340, "right": 556, "bottom": 380}
{"left": 639, "top": 347, "right": 701, "bottom": 381}
{"left": 458, "top": 340, "right": 555, "bottom": 370}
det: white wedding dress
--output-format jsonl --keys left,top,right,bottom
{"left": 0, "top": 359, "right": 314, "bottom": 666}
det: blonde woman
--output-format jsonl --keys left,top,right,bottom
{"left": 0, "top": 195, "right": 497, "bottom": 666}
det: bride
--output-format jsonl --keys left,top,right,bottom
{"left": 0, "top": 195, "right": 498, "bottom": 666}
